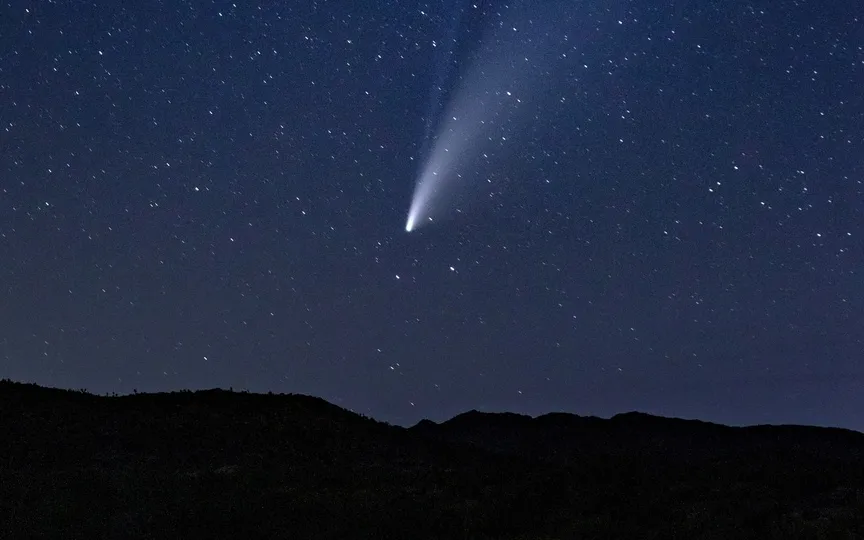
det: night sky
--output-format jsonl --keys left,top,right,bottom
{"left": 2, "top": 0, "right": 862, "bottom": 430}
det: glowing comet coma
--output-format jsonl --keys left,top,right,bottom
{"left": 406, "top": 166, "right": 444, "bottom": 232}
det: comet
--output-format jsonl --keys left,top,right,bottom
{"left": 405, "top": 0, "right": 499, "bottom": 233}
{"left": 405, "top": 1, "right": 569, "bottom": 233}
{"left": 405, "top": 65, "right": 511, "bottom": 233}
{"left": 405, "top": 145, "right": 463, "bottom": 233}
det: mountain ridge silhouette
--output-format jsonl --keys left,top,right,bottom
{"left": 2, "top": 379, "right": 863, "bottom": 538}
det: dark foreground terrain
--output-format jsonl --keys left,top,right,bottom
{"left": 1, "top": 380, "right": 863, "bottom": 539}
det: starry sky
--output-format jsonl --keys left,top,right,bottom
{"left": 1, "top": 0, "right": 862, "bottom": 430}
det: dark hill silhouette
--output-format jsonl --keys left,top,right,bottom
{"left": 2, "top": 379, "right": 863, "bottom": 539}
{"left": 412, "top": 409, "right": 864, "bottom": 463}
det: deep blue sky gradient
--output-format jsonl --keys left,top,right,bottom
{"left": 1, "top": 0, "right": 862, "bottom": 429}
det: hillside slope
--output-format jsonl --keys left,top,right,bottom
{"left": 1, "top": 380, "right": 863, "bottom": 539}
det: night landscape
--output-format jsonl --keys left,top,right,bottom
{"left": 1, "top": 0, "right": 863, "bottom": 536}
{"left": 3, "top": 380, "right": 864, "bottom": 538}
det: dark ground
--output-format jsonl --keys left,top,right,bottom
{"left": 1, "top": 379, "right": 863, "bottom": 539}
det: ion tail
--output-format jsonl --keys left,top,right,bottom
{"left": 420, "top": 0, "right": 491, "bottom": 161}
